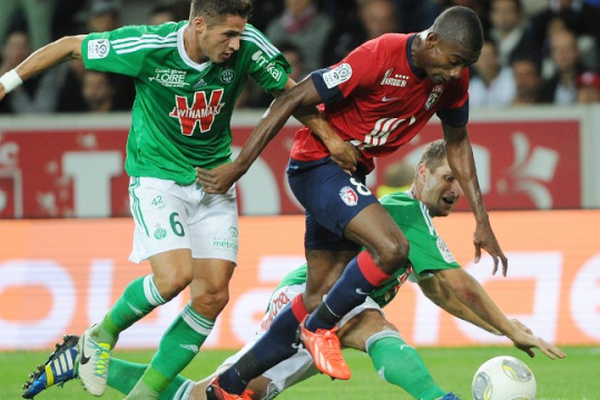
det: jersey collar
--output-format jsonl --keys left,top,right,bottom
{"left": 177, "top": 25, "right": 214, "bottom": 73}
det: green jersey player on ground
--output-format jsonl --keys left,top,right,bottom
{"left": 23, "top": 140, "right": 564, "bottom": 400}
{"left": 0, "top": 1, "right": 352, "bottom": 399}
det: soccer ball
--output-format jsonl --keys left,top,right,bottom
{"left": 471, "top": 355, "right": 536, "bottom": 400}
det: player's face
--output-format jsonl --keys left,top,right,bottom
{"left": 198, "top": 14, "right": 247, "bottom": 64}
{"left": 420, "top": 160, "right": 462, "bottom": 217}
{"left": 422, "top": 38, "right": 477, "bottom": 85}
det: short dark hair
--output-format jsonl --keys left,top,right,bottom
{"left": 417, "top": 139, "right": 447, "bottom": 175}
{"left": 432, "top": 6, "right": 484, "bottom": 64}
{"left": 191, "top": 0, "right": 252, "bottom": 26}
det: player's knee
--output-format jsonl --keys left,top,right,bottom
{"left": 192, "top": 289, "right": 230, "bottom": 316}
{"left": 374, "top": 239, "right": 409, "bottom": 274}
{"left": 154, "top": 272, "right": 193, "bottom": 301}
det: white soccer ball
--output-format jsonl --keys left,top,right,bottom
{"left": 471, "top": 355, "right": 536, "bottom": 400}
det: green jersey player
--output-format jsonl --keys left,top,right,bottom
{"left": 0, "top": 1, "right": 349, "bottom": 399}
{"left": 23, "top": 140, "right": 564, "bottom": 400}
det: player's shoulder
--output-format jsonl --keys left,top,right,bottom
{"left": 363, "top": 32, "right": 411, "bottom": 53}
{"left": 239, "top": 23, "right": 280, "bottom": 57}
{"left": 380, "top": 191, "right": 418, "bottom": 209}
{"left": 107, "top": 21, "right": 182, "bottom": 39}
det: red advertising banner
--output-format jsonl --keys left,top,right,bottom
{"left": 0, "top": 118, "right": 580, "bottom": 218}
{"left": 0, "top": 210, "right": 599, "bottom": 350}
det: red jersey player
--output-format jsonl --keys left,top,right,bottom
{"left": 197, "top": 7, "right": 508, "bottom": 400}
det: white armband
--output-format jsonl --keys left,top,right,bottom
{"left": 0, "top": 69, "right": 23, "bottom": 93}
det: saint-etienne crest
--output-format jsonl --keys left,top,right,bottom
{"left": 220, "top": 68, "right": 235, "bottom": 84}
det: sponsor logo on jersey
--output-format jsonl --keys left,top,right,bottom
{"left": 425, "top": 85, "right": 443, "bottom": 110}
{"left": 193, "top": 79, "right": 207, "bottom": 89}
{"left": 436, "top": 236, "right": 456, "bottom": 263}
{"left": 339, "top": 186, "right": 358, "bottom": 206}
{"left": 251, "top": 50, "right": 284, "bottom": 81}
{"left": 380, "top": 69, "right": 409, "bottom": 87}
{"left": 384, "top": 265, "right": 413, "bottom": 302}
{"left": 260, "top": 290, "right": 291, "bottom": 331}
{"left": 169, "top": 89, "right": 225, "bottom": 135}
{"left": 220, "top": 68, "right": 236, "bottom": 84}
{"left": 212, "top": 225, "right": 239, "bottom": 252}
{"left": 323, "top": 63, "right": 352, "bottom": 89}
{"left": 87, "top": 39, "right": 110, "bottom": 59}
{"left": 149, "top": 69, "right": 189, "bottom": 88}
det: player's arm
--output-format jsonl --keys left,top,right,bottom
{"left": 196, "top": 76, "right": 323, "bottom": 193}
{"left": 417, "top": 271, "right": 501, "bottom": 335}
{"left": 442, "top": 123, "right": 508, "bottom": 276}
{"left": 278, "top": 77, "right": 359, "bottom": 173}
{"left": 422, "top": 267, "right": 565, "bottom": 360}
{"left": 0, "top": 35, "right": 86, "bottom": 101}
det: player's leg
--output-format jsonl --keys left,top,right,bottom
{"left": 80, "top": 177, "right": 195, "bottom": 396}
{"left": 128, "top": 185, "right": 240, "bottom": 399}
{"left": 288, "top": 158, "right": 409, "bottom": 378}
{"left": 339, "top": 309, "right": 450, "bottom": 400}
{"left": 128, "top": 258, "right": 235, "bottom": 399}
{"left": 215, "top": 248, "right": 354, "bottom": 397}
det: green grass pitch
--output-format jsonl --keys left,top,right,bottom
{"left": 2, "top": 346, "right": 598, "bottom": 400}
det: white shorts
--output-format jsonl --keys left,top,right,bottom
{"left": 218, "top": 283, "right": 384, "bottom": 400}
{"left": 128, "top": 177, "right": 239, "bottom": 264}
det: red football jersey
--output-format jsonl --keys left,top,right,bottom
{"left": 290, "top": 33, "right": 470, "bottom": 172}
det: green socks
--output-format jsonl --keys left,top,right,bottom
{"left": 367, "top": 332, "right": 446, "bottom": 400}
{"left": 95, "top": 275, "right": 166, "bottom": 347}
{"left": 108, "top": 358, "right": 194, "bottom": 400}
{"left": 134, "top": 302, "right": 214, "bottom": 395}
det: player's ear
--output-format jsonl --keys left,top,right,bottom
{"left": 193, "top": 16, "right": 207, "bottom": 33}
{"left": 425, "top": 32, "right": 438, "bottom": 49}
{"left": 417, "top": 163, "right": 428, "bottom": 182}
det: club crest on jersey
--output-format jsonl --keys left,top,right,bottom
{"left": 220, "top": 68, "right": 236, "bottom": 84}
{"left": 339, "top": 186, "right": 358, "bottom": 206}
{"left": 323, "top": 63, "right": 352, "bottom": 89}
{"left": 149, "top": 69, "right": 189, "bottom": 88}
{"left": 87, "top": 39, "right": 109, "bottom": 59}
{"left": 425, "top": 85, "right": 443, "bottom": 110}
{"left": 169, "top": 89, "right": 225, "bottom": 135}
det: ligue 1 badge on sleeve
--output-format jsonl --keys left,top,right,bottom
{"left": 88, "top": 39, "right": 109, "bottom": 59}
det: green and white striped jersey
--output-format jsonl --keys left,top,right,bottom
{"left": 275, "top": 192, "right": 460, "bottom": 309}
{"left": 81, "top": 22, "right": 291, "bottom": 184}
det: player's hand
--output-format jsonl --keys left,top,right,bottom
{"left": 327, "top": 140, "right": 359, "bottom": 174}
{"left": 473, "top": 221, "right": 508, "bottom": 276}
{"left": 511, "top": 329, "right": 566, "bottom": 360}
{"left": 0, "top": 85, "right": 6, "bottom": 101}
{"left": 510, "top": 318, "right": 533, "bottom": 334}
{"left": 195, "top": 163, "right": 244, "bottom": 194}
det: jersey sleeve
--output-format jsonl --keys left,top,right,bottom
{"left": 242, "top": 25, "right": 291, "bottom": 93}
{"left": 310, "top": 42, "right": 380, "bottom": 105}
{"left": 81, "top": 25, "right": 150, "bottom": 77}
{"left": 381, "top": 193, "right": 460, "bottom": 276}
{"left": 435, "top": 68, "right": 470, "bottom": 127}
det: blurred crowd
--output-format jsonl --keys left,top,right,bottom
{"left": 1, "top": 0, "right": 599, "bottom": 115}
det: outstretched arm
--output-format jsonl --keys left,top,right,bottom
{"left": 0, "top": 35, "right": 86, "bottom": 100}
{"left": 420, "top": 268, "right": 565, "bottom": 360}
{"left": 196, "top": 76, "right": 323, "bottom": 194}
{"left": 442, "top": 123, "right": 508, "bottom": 276}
